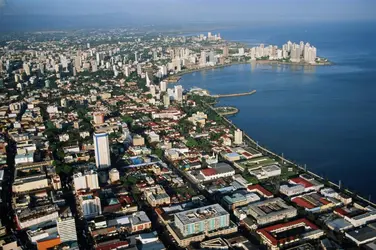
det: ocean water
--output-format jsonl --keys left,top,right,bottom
{"left": 179, "top": 21, "right": 376, "bottom": 200}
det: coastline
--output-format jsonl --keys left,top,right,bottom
{"left": 167, "top": 59, "right": 332, "bottom": 83}
{"left": 200, "top": 101, "right": 376, "bottom": 206}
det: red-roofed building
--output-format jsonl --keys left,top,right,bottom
{"left": 247, "top": 184, "right": 273, "bottom": 198}
{"left": 334, "top": 207, "right": 348, "bottom": 217}
{"left": 95, "top": 240, "right": 129, "bottom": 250}
{"left": 257, "top": 218, "right": 324, "bottom": 250}
{"left": 290, "top": 177, "right": 313, "bottom": 188}
{"left": 201, "top": 168, "right": 217, "bottom": 176}
{"left": 292, "top": 197, "right": 315, "bottom": 209}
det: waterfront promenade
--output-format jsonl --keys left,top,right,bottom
{"left": 201, "top": 101, "right": 376, "bottom": 207}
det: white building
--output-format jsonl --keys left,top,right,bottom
{"left": 160, "top": 81, "right": 167, "bottom": 92}
{"left": 57, "top": 217, "right": 77, "bottom": 243}
{"left": 73, "top": 173, "right": 87, "bottom": 191}
{"left": 249, "top": 165, "right": 281, "bottom": 180}
{"left": 109, "top": 168, "right": 120, "bottom": 183}
{"left": 234, "top": 129, "right": 243, "bottom": 145}
{"left": 174, "top": 85, "right": 183, "bottom": 102}
{"left": 85, "top": 170, "right": 100, "bottom": 190}
{"left": 73, "top": 171, "right": 99, "bottom": 191}
{"left": 280, "top": 184, "right": 305, "bottom": 197}
{"left": 94, "top": 133, "right": 111, "bottom": 169}
{"left": 79, "top": 194, "right": 102, "bottom": 219}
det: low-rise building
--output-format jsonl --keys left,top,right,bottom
{"left": 144, "top": 185, "right": 170, "bottom": 207}
{"left": 234, "top": 198, "right": 297, "bottom": 225}
{"left": 257, "top": 219, "right": 324, "bottom": 250}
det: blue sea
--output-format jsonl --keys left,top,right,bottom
{"left": 179, "top": 21, "right": 376, "bottom": 201}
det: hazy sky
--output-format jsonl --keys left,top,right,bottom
{"left": 0, "top": 0, "right": 375, "bottom": 31}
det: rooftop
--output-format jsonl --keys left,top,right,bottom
{"left": 174, "top": 203, "right": 228, "bottom": 225}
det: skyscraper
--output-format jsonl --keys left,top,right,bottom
{"left": 79, "top": 194, "right": 102, "bottom": 219}
{"left": 200, "top": 51, "right": 207, "bottom": 66}
{"left": 163, "top": 94, "right": 170, "bottom": 108}
{"left": 223, "top": 46, "right": 229, "bottom": 57}
{"left": 146, "top": 72, "right": 151, "bottom": 87}
{"left": 94, "top": 133, "right": 111, "bottom": 169}
{"left": 57, "top": 216, "right": 77, "bottom": 243}
{"left": 85, "top": 170, "right": 100, "bottom": 190}
{"left": 174, "top": 85, "right": 183, "bottom": 102}
{"left": 75, "top": 51, "right": 82, "bottom": 71}
{"left": 91, "top": 60, "right": 98, "bottom": 72}
{"left": 234, "top": 129, "right": 243, "bottom": 145}
{"left": 137, "top": 64, "right": 142, "bottom": 75}
{"left": 57, "top": 207, "right": 77, "bottom": 243}
{"left": 160, "top": 81, "right": 167, "bottom": 92}
{"left": 23, "top": 63, "right": 30, "bottom": 76}
{"left": 208, "top": 51, "right": 216, "bottom": 65}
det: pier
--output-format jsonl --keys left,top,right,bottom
{"left": 211, "top": 90, "right": 256, "bottom": 98}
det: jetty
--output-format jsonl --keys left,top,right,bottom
{"left": 211, "top": 90, "right": 256, "bottom": 98}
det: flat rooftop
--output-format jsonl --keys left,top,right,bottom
{"left": 174, "top": 203, "right": 228, "bottom": 225}
{"left": 346, "top": 222, "right": 376, "bottom": 243}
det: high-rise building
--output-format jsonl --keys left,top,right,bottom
{"left": 79, "top": 194, "right": 102, "bottom": 219}
{"left": 23, "top": 63, "right": 31, "bottom": 76}
{"left": 163, "top": 94, "right": 170, "bottom": 108}
{"left": 160, "top": 81, "right": 167, "bottom": 92}
{"left": 57, "top": 216, "right": 77, "bottom": 243}
{"left": 137, "top": 64, "right": 142, "bottom": 75}
{"left": 91, "top": 60, "right": 98, "bottom": 72}
{"left": 93, "top": 112, "right": 105, "bottom": 125}
{"left": 85, "top": 170, "right": 100, "bottom": 190}
{"left": 238, "top": 48, "right": 245, "bottom": 55}
{"left": 300, "top": 41, "right": 305, "bottom": 56}
{"left": 234, "top": 129, "right": 243, "bottom": 145}
{"left": 75, "top": 51, "right": 82, "bottom": 71}
{"left": 94, "top": 133, "right": 111, "bottom": 169}
{"left": 134, "top": 51, "right": 138, "bottom": 61}
{"left": 149, "top": 85, "right": 156, "bottom": 96}
{"left": 174, "top": 85, "right": 183, "bottom": 102}
{"left": 124, "top": 66, "right": 130, "bottom": 77}
{"left": 287, "top": 41, "right": 293, "bottom": 52}
{"left": 200, "top": 51, "right": 207, "bottom": 66}
{"left": 223, "top": 46, "right": 229, "bottom": 57}
{"left": 146, "top": 72, "right": 151, "bottom": 87}
{"left": 208, "top": 51, "right": 216, "bottom": 65}
{"left": 73, "top": 172, "right": 87, "bottom": 191}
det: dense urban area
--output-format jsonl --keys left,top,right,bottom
{"left": 0, "top": 28, "right": 373, "bottom": 250}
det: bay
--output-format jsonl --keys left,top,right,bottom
{"left": 179, "top": 21, "right": 376, "bottom": 201}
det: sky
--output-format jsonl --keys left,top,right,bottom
{"left": 0, "top": 0, "right": 375, "bottom": 31}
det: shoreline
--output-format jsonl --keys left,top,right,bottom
{"left": 167, "top": 59, "right": 332, "bottom": 83}
{"left": 201, "top": 101, "right": 376, "bottom": 205}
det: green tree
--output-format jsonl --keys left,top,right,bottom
{"left": 186, "top": 137, "right": 198, "bottom": 148}
{"left": 153, "top": 148, "right": 164, "bottom": 159}
{"left": 121, "top": 115, "right": 133, "bottom": 125}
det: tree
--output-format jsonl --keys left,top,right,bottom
{"left": 186, "top": 137, "right": 198, "bottom": 148}
{"left": 153, "top": 148, "right": 164, "bottom": 159}
{"left": 121, "top": 115, "right": 133, "bottom": 125}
